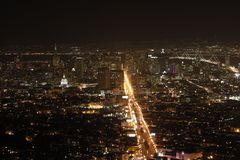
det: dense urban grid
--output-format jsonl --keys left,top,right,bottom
{"left": 0, "top": 42, "right": 240, "bottom": 159}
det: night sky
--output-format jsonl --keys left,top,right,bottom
{"left": 0, "top": 0, "right": 240, "bottom": 44}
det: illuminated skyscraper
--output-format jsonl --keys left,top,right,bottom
{"left": 110, "top": 70, "right": 124, "bottom": 89}
{"left": 74, "top": 57, "right": 85, "bottom": 80}
{"left": 225, "top": 53, "right": 230, "bottom": 66}
{"left": 52, "top": 44, "right": 60, "bottom": 67}
{"left": 98, "top": 67, "right": 110, "bottom": 90}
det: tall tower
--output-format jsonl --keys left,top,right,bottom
{"left": 110, "top": 70, "right": 124, "bottom": 89}
{"left": 74, "top": 57, "right": 85, "bottom": 80}
{"left": 225, "top": 53, "right": 230, "bottom": 66}
{"left": 54, "top": 43, "right": 57, "bottom": 52}
{"left": 15, "top": 56, "right": 21, "bottom": 69}
{"left": 98, "top": 67, "right": 110, "bottom": 90}
{"left": 52, "top": 43, "right": 60, "bottom": 67}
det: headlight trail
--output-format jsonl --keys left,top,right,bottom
{"left": 124, "top": 70, "right": 158, "bottom": 158}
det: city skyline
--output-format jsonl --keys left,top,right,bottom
{"left": 1, "top": 1, "right": 240, "bottom": 160}
{"left": 1, "top": 44, "right": 240, "bottom": 159}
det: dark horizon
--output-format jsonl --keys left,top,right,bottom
{"left": 1, "top": 1, "right": 240, "bottom": 45}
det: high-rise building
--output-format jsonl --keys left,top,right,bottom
{"left": 110, "top": 70, "right": 124, "bottom": 89}
{"left": 147, "top": 54, "right": 161, "bottom": 75}
{"left": 52, "top": 55, "right": 60, "bottom": 67}
{"left": 74, "top": 57, "right": 85, "bottom": 80}
{"left": 98, "top": 67, "right": 110, "bottom": 90}
{"left": 169, "top": 63, "right": 177, "bottom": 75}
{"left": 225, "top": 53, "right": 230, "bottom": 66}
{"left": 104, "top": 55, "right": 122, "bottom": 70}
{"left": 52, "top": 43, "right": 60, "bottom": 67}
{"left": 15, "top": 56, "right": 21, "bottom": 69}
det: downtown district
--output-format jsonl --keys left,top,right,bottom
{"left": 0, "top": 42, "right": 240, "bottom": 159}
